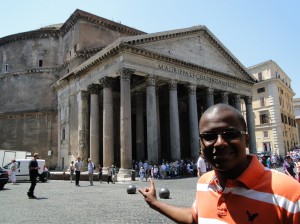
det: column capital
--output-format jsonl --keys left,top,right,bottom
{"left": 99, "top": 77, "right": 113, "bottom": 88}
{"left": 168, "top": 80, "right": 177, "bottom": 91}
{"left": 188, "top": 84, "right": 197, "bottom": 95}
{"left": 221, "top": 91, "right": 229, "bottom": 101}
{"left": 244, "top": 96, "right": 253, "bottom": 105}
{"left": 117, "top": 67, "right": 135, "bottom": 81}
{"left": 234, "top": 94, "right": 241, "bottom": 102}
{"left": 206, "top": 87, "right": 214, "bottom": 96}
{"left": 87, "top": 84, "right": 101, "bottom": 94}
{"left": 146, "top": 74, "right": 156, "bottom": 86}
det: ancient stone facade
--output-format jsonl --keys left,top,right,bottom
{"left": 0, "top": 9, "right": 144, "bottom": 169}
{"left": 1, "top": 9, "right": 256, "bottom": 171}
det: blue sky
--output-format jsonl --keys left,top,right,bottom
{"left": 1, "top": 0, "right": 299, "bottom": 97}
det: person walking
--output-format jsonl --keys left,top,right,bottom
{"left": 111, "top": 165, "right": 117, "bottom": 184}
{"left": 107, "top": 166, "right": 113, "bottom": 184}
{"left": 87, "top": 158, "right": 94, "bottom": 186}
{"left": 10, "top": 159, "right": 17, "bottom": 185}
{"left": 139, "top": 104, "right": 300, "bottom": 223}
{"left": 283, "top": 155, "right": 296, "bottom": 179}
{"left": 74, "top": 156, "right": 82, "bottom": 186}
{"left": 196, "top": 151, "right": 207, "bottom": 177}
{"left": 69, "top": 161, "right": 75, "bottom": 183}
{"left": 271, "top": 153, "right": 278, "bottom": 169}
{"left": 139, "top": 166, "right": 146, "bottom": 181}
{"left": 27, "top": 153, "right": 40, "bottom": 199}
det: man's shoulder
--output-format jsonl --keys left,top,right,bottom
{"left": 198, "top": 170, "right": 215, "bottom": 183}
{"left": 29, "top": 159, "right": 36, "bottom": 164}
{"left": 267, "top": 170, "right": 300, "bottom": 198}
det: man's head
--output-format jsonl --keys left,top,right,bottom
{"left": 199, "top": 104, "right": 249, "bottom": 173}
{"left": 33, "top": 153, "right": 40, "bottom": 160}
{"left": 285, "top": 156, "right": 292, "bottom": 162}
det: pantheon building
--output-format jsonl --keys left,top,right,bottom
{"left": 0, "top": 9, "right": 256, "bottom": 171}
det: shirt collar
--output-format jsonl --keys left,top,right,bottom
{"left": 235, "top": 155, "right": 265, "bottom": 188}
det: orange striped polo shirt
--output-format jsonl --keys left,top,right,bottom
{"left": 191, "top": 155, "right": 300, "bottom": 223}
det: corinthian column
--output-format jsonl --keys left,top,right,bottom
{"left": 77, "top": 91, "right": 89, "bottom": 167}
{"left": 206, "top": 88, "right": 214, "bottom": 108}
{"left": 245, "top": 96, "right": 257, "bottom": 154}
{"left": 135, "top": 91, "right": 145, "bottom": 161}
{"left": 156, "top": 87, "right": 161, "bottom": 160}
{"left": 99, "top": 77, "right": 114, "bottom": 168}
{"left": 221, "top": 91, "right": 229, "bottom": 104}
{"left": 169, "top": 80, "right": 181, "bottom": 161}
{"left": 88, "top": 84, "right": 101, "bottom": 166}
{"left": 146, "top": 74, "right": 158, "bottom": 164}
{"left": 234, "top": 94, "right": 241, "bottom": 112}
{"left": 118, "top": 68, "right": 134, "bottom": 172}
{"left": 188, "top": 84, "right": 199, "bottom": 160}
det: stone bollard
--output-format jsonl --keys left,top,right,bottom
{"left": 127, "top": 185, "right": 136, "bottom": 194}
{"left": 159, "top": 187, "right": 170, "bottom": 199}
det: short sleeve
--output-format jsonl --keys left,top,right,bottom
{"left": 191, "top": 200, "right": 198, "bottom": 222}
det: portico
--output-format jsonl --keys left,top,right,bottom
{"left": 52, "top": 26, "right": 256, "bottom": 172}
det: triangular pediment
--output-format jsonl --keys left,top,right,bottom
{"left": 122, "top": 26, "right": 253, "bottom": 82}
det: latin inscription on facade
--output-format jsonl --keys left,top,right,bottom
{"left": 158, "top": 64, "right": 237, "bottom": 89}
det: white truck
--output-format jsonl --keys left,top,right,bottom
{"left": 0, "top": 150, "right": 31, "bottom": 167}
{"left": 2, "top": 159, "right": 50, "bottom": 182}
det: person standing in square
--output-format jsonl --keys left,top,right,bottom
{"left": 87, "top": 158, "right": 94, "bottom": 186}
{"left": 27, "top": 153, "right": 40, "bottom": 199}
{"left": 74, "top": 156, "right": 82, "bottom": 186}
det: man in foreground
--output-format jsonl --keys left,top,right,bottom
{"left": 139, "top": 104, "right": 300, "bottom": 223}
{"left": 27, "top": 153, "right": 40, "bottom": 199}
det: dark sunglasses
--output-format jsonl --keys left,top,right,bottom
{"left": 199, "top": 130, "right": 247, "bottom": 142}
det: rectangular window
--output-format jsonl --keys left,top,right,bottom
{"left": 258, "top": 72, "right": 262, "bottom": 81}
{"left": 5, "top": 64, "right": 8, "bottom": 72}
{"left": 62, "top": 128, "right": 65, "bottom": 140}
{"left": 281, "top": 113, "right": 284, "bottom": 123}
{"left": 257, "top": 87, "right": 265, "bottom": 93}
{"left": 260, "top": 97, "right": 265, "bottom": 107}
{"left": 284, "top": 115, "right": 287, "bottom": 124}
{"left": 260, "top": 114, "right": 269, "bottom": 124}
{"left": 38, "top": 60, "right": 43, "bottom": 67}
{"left": 263, "top": 131, "right": 268, "bottom": 138}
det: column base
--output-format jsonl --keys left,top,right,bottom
{"left": 117, "top": 168, "right": 131, "bottom": 178}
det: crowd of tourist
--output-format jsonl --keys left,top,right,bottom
{"left": 132, "top": 158, "right": 211, "bottom": 181}
{"left": 257, "top": 149, "right": 300, "bottom": 183}
{"left": 132, "top": 149, "right": 300, "bottom": 183}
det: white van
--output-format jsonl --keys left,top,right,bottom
{"left": 3, "top": 159, "right": 50, "bottom": 182}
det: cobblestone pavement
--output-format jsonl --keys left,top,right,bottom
{"left": 0, "top": 177, "right": 198, "bottom": 224}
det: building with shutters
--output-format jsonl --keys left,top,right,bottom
{"left": 244, "top": 60, "right": 298, "bottom": 156}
